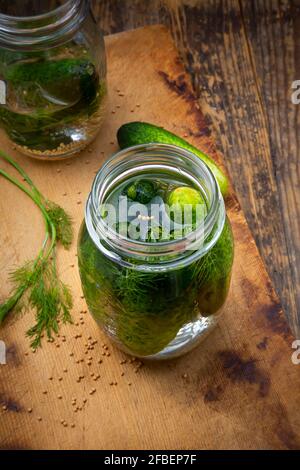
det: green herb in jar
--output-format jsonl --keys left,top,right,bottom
{"left": 78, "top": 168, "right": 234, "bottom": 357}
{"left": 0, "top": 52, "right": 106, "bottom": 157}
{"left": 0, "top": 2, "right": 107, "bottom": 159}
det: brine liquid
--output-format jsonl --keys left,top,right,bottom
{"left": 0, "top": 43, "right": 107, "bottom": 159}
{"left": 103, "top": 173, "right": 208, "bottom": 243}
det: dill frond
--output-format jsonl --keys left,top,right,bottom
{"left": 46, "top": 201, "right": 73, "bottom": 249}
{"left": 0, "top": 151, "right": 74, "bottom": 348}
{"left": 26, "top": 260, "right": 73, "bottom": 348}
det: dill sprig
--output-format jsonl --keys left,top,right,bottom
{"left": 0, "top": 149, "right": 73, "bottom": 349}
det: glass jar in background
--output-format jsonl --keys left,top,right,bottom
{"left": 0, "top": 0, "right": 107, "bottom": 160}
{"left": 78, "top": 144, "right": 234, "bottom": 360}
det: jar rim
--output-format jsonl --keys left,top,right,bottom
{"left": 85, "top": 144, "right": 226, "bottom": 271}
{"left": 0, "top": 0, "right": 88, "bottom": 50}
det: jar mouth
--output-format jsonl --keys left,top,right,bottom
{"left": 0, "top": 0, "right": 88, "bottom": 50}
{"left": 85, "top": 143, "right": 225, "bottom": 271}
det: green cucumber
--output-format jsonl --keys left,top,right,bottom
{"left": 4, "top": 58, "right": 99, "bottom": 108}
{"left": 125, "top": 179, "right": 157, "bottom": 204}
{"left": 117, "top": 122, "right": 229, "bottom": 197}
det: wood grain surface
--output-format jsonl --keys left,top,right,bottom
{"left": 0, "top": 25, "right": 299, "bottom": 451}
{"left": 93, "top": 0, "right": 300, "bottom": 338}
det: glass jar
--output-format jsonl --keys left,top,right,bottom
{"left": 0, "top": 0, "right": 107, "bottom": 160}
{"left": 78, "top": 144, "right": 234, "bottom": 359}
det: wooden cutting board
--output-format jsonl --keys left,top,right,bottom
{"left": 0, "top": 25, "right": 299, "bottom": 450}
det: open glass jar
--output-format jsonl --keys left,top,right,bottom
{"left": 78, "top": 144, "right": 234, "bottom": 359}
{"left": 0, "top": 0, "right": 107, "bottom": 159}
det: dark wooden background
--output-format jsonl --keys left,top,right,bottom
{"left": 92, "top": 0, "right": 300, "bottom": 337}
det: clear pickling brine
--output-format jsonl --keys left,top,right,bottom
{"left": 0, "top": 0, "right": 107, "bottom": 159}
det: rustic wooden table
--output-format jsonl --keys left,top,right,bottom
{"left": 94, "top": 0, "right": 300, "bottom": 337}
{"left": 1, "top": 24, "right": 300, "bottom": 451}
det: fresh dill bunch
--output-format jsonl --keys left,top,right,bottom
{"left": 0, "top": 149, "right": 73, "bottom": 349}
